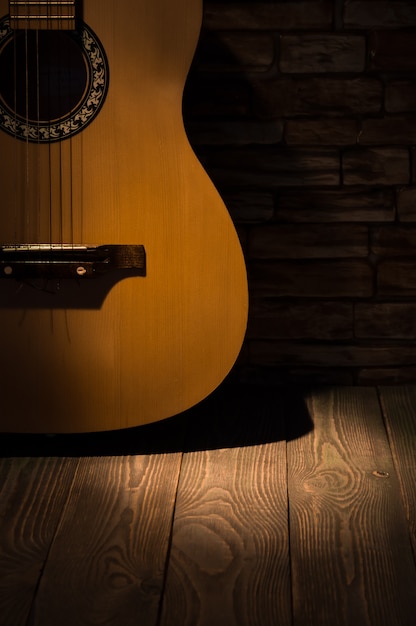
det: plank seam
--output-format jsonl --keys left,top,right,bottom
{"left": 25, "top": 457, "right": 82, "bottom": 626}
{"left": 376, "top": 385, "right": 416, "bottom": 570}
{"left": 285, "top": 437, "right": 295, "bottom": 626}
{"left": 155, "top": 451, "right": 185, "bottom": 626}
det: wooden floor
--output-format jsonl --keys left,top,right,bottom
{"left": 1, "top": 384, "right": 416, "bottom": 626}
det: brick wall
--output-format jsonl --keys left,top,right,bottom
{"left": 183, "top": 0, "right": 416, "bottom": 385}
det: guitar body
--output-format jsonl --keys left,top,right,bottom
{"left": 0, "top": 0, "right": 248, "bottom": 432}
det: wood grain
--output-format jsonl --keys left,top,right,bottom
{"left": 29, "top": 453, "right": 182, "bottom": 626}
{"left": 0, "top": 457, "right": 79, "bottom": 626}
{"left": 160, "top": 390, "right": 291, "bottom": 626}
{"left": 1, "top": 386, "right": 416, "bottom": 625}
{"left": 287, "top": 387, "right": 416, "bottom": 626}
{"left": 378, "top": 385, "right": 416, "bottom": 556}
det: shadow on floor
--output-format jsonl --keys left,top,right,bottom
{"left": 0, "top": 383, "right": 313, "bottom": 457}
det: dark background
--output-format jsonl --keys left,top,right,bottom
{"left": 183, "top": 0, "right": 416, "bottom": 386}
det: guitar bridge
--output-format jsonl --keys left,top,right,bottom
{"left": 0, "top": 244, "right": 146, "bottom": 280}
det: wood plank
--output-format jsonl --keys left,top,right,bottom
{"left": 0, "top": 457, "right": 79, "bottom": 626}
{"left": 161, "top": 446, "right": 291, "bottom": 626}
{"left": 160, "top": 386, "right": 295, "bottom": 626}
{"left": 29, "top": 453, "right": 182, "bottom": 626}
{"left": 378, "top": 385, "right": 416, "bottom": 556}
{"left": 287, "top": 387, "right": 416, "bottom": 626}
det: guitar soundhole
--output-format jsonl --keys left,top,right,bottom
{"left": 0, "top": 31, "right": 87, "bottom": 122}
{"left": 0, "top": 16, "right": 109, "bottom": 142}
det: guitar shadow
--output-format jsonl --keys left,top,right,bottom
{"left": 0, "top": 270, "right": 143, "bottom": 309}
{"left": 0, "top": 381, "right": 313, "bottom": 457}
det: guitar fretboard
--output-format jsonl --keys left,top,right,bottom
{"left": 9, "top": 1, "right": 76, "bottom": 30}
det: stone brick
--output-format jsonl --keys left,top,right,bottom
{"left": 377, "top": 260, "right": 416, "bottom": 296}
{"left": 235, "top": 224, "right": 248, "bottom": 254}
{"left": 204, "top": 2, "right": 333, "bottom": 31}
{"left": 249, "top": 340, "right": 416, "bottom": 368}
{"left": 344, "top": 1, "right": 416, "bottom": 28}
{"left": 280, "top": 35, "right": 366, "bottom": 73}
{"left": 254, "top": 77, "right": 382, "bottom": 118}
{"left": 235, "top": 365, "right": 355, "bottom": 386}
{"left": 197, "top": 31, "right": 275, "bottom": 71}
{"left": 370, "top": 32, "right": 416, "bottom": 71}
{"left": 285, "top": 368, "right": 355, "bottom": 385}
{"left": 275, "top": 188, "right": 395, "bottom": 222}
{"left": 199, "top": 147, "right": 340, "bottom": 187}
{"left": 371, "top": 226, "right": 416, "bottom": 257}
{"left": 249, "top": 224, "right": 368, "bottom": 259}
{"left": 185, "top": 120, "right": 283, "bottom": 146}
{"left": 355, "top": 303, "right": 416, "bottom": 339}
{"left": 285, "top": 119, "right": 358, "bottom": 146}
{"left": 386, "top": 81, "right": 416, "bottom": 113}
{"left": 222, "top": 191, "right": 275, "bottom": 223}
{"left": 358, "top": 366, "right": 416, "bottom": 385}
{"left": 182, "top": 0, "right": 416, "bottom": 383}
{"left": 249, "top": 260, "right": 374, "bottom": 297}
{"left": 247, "top": 300, "right": 353, "bottom": 339}
{"left": 183, "top": 78, "right": 251, "bottom": 117}
{"left": 343, "top": 148, "right": 410, "bottom": 185}
{"left": 397, "top": 187, "right": 416, "bottom": 222}
{"left": 359, "top": 117, "right": 416, "bottom": 146}
{"left": 412, "top": 148, "right": 416, "bottom": 185}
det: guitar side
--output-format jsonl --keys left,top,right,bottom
{"left": 0, "top": 0, "right": 248, "bottom": 433}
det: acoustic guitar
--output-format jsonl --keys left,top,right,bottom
{"left": 0, "top": 0, "right": 248, "bottom": 432}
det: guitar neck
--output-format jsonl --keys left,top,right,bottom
{"left": 9, "top": 0, "right": 76, "bottom": 30}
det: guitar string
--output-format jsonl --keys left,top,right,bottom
{"left": 57, "top": 0, "right": 74, "bottom": 251}
{"left": 48, "top": 0, "right": 55, "bottom": 250}
{"left": 24, "top": 1, "right": 39, "bottom": 246}
{"left": 24, "top": 16, "right": 30, "bottom": 243}
{"left": 36, "top": 26, "right": 42, "bottom": 247}
{"left": 12, "top": 1, "right": 23, "bottom": 246}
{"left": 12, "top": 10, "right": 18, "bottom": 245}
{"left": 67, "top": 11, "right": 76, "bottom": 250}
{"left": 11, "top": 2, "right": 76, "bottom": 251}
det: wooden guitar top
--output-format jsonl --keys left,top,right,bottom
{"left": 0, "top": 0, "right": 248, "bottom": 432}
